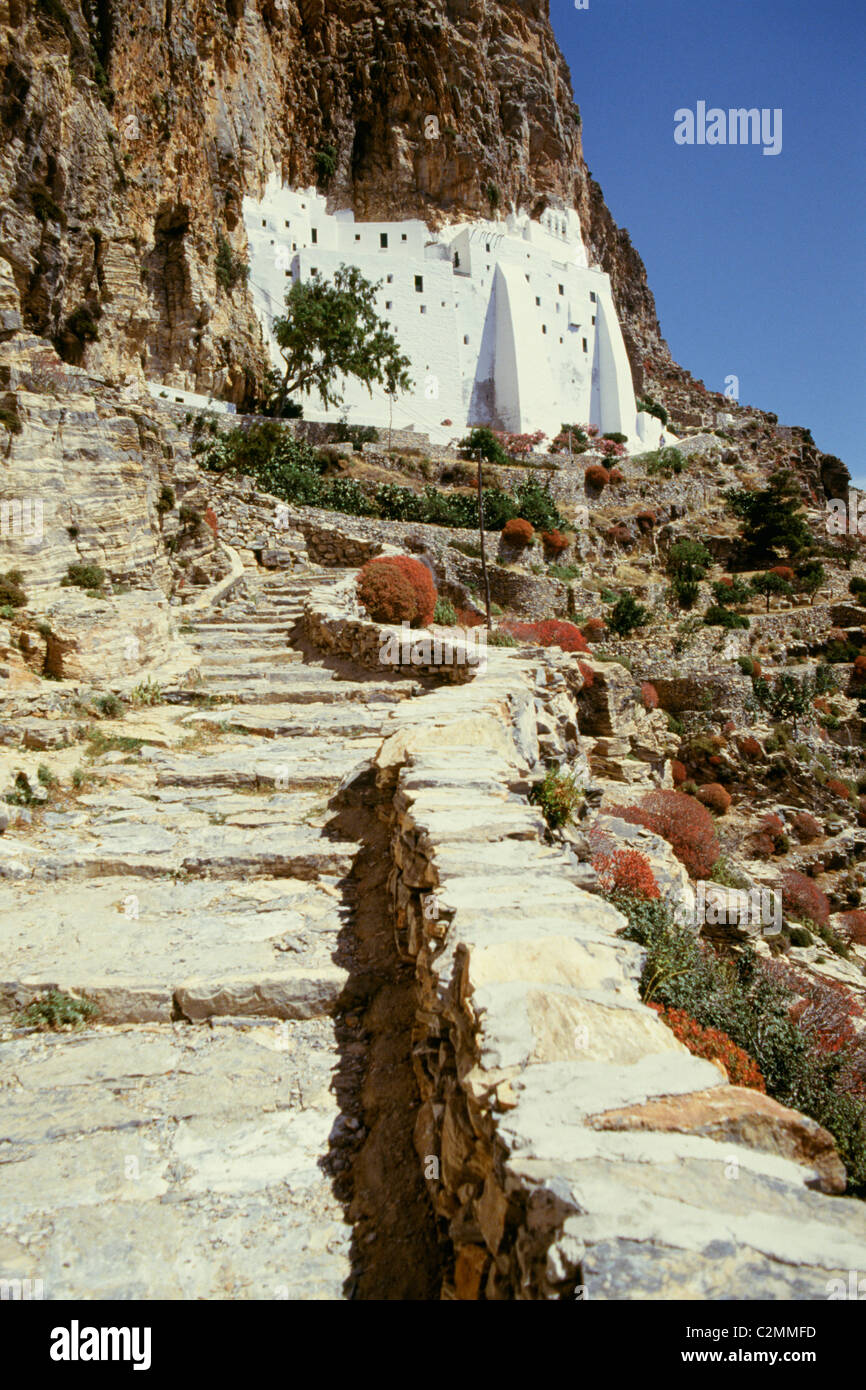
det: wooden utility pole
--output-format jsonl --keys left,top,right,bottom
{"left": 475, "top": 449, "right": 492, "bottom": 627}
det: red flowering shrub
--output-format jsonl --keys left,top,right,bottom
{"left": 839, "top": 910, "right": 866, "bottom": 946}
{"left": 503, "top": 517, "right": 535, "bottom": 546}
{"left": 723, "top": 720, "right": 736, "bottom": 735}
{"left": 597, "top": 437, "right": 626, "bottom": 458}
{"left": 592, "top": 848, "right": 660, "bottom": 900}
{"left": 640, "top": 682, "right": 659, "bottom": 711}
{"left": 577, "top": 660, "right": 595, "bottom": 688}
{"left": 859, "top": 794, "right": 866, "bottom": 823}
{"left": 718, "top": 575, "right": 733, "bottom": 589}
{"left": 203, "top": 505, "right": 218, "bottom": 537}
{"left": 608, "top": 790, "right": 720, "bottom": 879}
{"left": 456, "top": 606, "right": 485, "bottom": 628}
{"left": 853, "top": 654, "right": 866, "bottom": 684}
{"left": 769, "top": 565, "right": 795, "bottom": 583}
{"left": 607, "top": 467, "right": 624, "bottom": 483}
{"left": 671, "top": 758, "right": 687, "bottom": 785}
{"left": 791, "top": 811, "right": 821, "bottom": 842}
{"left": 651, "top": 1006, "right": 766, "bottom": 1091}
{"left": 357, "top": 562, "right": 419, "bottom": 625}
{"left": 583, "top": 617, "right": 606, "bottom": 641}
{"left": 636, "top": 510, "right": 656, "bottom": 531}
{"left": 501, "top": 619, "right": 589, "bottom": 653}
{"left": 751, "top": 658, "right": 763, "bottom": 679}
{"left": 541, "top": 528, "right": 570, "bottom": 557}
{"left": 607, "top": 524, "right": 632, "bottom": 547}
{"left": 584, "top": 464, "right": 610, "bottom": 490}
{"left": 782, "top": 868, "right": 831, "bottom": 927}
{"left": 357, "top": 555, "right": 436, "bottom": 627}
{"left": 697, "top": 782, "right": 732, "bottom": 815}
{"left": 827, "top": 777, "right": 853, "bottom": 802}
{"left": 737, "top": 735, "right": 762, "bottom": 760}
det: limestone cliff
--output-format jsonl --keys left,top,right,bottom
{"left": 0, "top": 0, "right": 666, "bottom": 402}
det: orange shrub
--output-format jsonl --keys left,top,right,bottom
{"left": 357, "top": 562, "right": 419, "bottom": 625}
{"left": 791, "top": 810, "right": 821, "bottom": 842}
{"left": 782, "top": 868, "right": 831, "bottom": 926}
{"left": 607, "top": 467, "right": 624, "bottom": 484}
{"left": 827, "top": 778, "right": 853, "bottom": 802}
{"left": 651, "top": 1006, "right": 766, "bottom": 1091}
{"left": 577, "top": 660, "right": 595, "bottom": 688}
{"left": 502, "top": 517, "right": 534, "bottom": 546}
{"left": 636, "top": 510, "right": 656, "bottom": 531}
{"left": 501, "top": 619, "right": 589, "bottom": 653}
{"left": 607, "top": 524, "right": 632, "bottom": 546}
{"left": 641, "top": 682, "right": 659, "bottom": 710}
{"left": 737, "top": 735, "right": 762, "bottom": 760}
{"left": 357, "top": 555, "right": 436, "bottom": 627}
{"left": 770, "top": 565, "right": 794, "bottom": 583}
{"left": 697, "top": 782, "right": 732, "bottom": 815}
{"left": 853, "top": 653, "right": 866, "bottom": 684}
{"left": 583, "top": 617, "right": 606, "bottom": 641}
{"left": 671, "top": 758, "right": 687, "bottom": 785}
{"left": 839, "top": 910, "right": 866, "bottom": 946}
{"left": 204, "top": 505, "right": 218, "bottom": 537}
{"left": 592, "top": 849, "right": 660, "bottom": 900}
{"left": 609, "top": 790, "right": 720, "bottom": 880}
{"left": 584, "top": 464, "right": 610, "bottom": 490}
{"left": 541, "top": 528, "right": 570, "bottom": 557}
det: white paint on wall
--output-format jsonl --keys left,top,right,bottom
{"left": 242, "top": 178, "right": 653, "bottom": 448}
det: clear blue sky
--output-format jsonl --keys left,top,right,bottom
{"left": 549, "top": 0, "right": 865, "bottom": 484}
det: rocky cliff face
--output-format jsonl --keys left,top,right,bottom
{"left": 0, "top": 0, "right": 667, "bottom": 402}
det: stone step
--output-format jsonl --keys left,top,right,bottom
{"left": 0, "top": 1024, "right": 356, "bottom": 1298}
{"left": 168, "top": 673, "right": 418, "bottom": 706}
{"left": 181, "top": 703, "right": 397, "bottom": 739}
{"left": 0, "top": 876, "right": 351, "bottom": 1024}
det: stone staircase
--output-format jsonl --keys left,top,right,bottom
{"left": 0, "top": 566, "right": 423, "bottom": 1299}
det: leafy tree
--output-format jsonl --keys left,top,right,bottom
{"left": 666, "top": 539, "right": 712, "bottom": 609}
{"left": 724, "top": 469, "right": 812, "bottom": 562}
{"left": 459, "top": 426, "right": 508, "bottom": 466}
{"left": 607, "top": 592, "right": 650, "bottom": 636}
{"left": 314, "top": 144, "right": 337, "bottom": 184}
{"left": 272, "top": 264, "right": 412, "bottom": 416}
{"left": 794, "top": 558, "right": 825, "bottom": 604}
{"left": 215, "top": 235, "right": 249, "bottom": 292}
{"left": 711, "top": 576, "right": 751, "bottom": 607}
{"left": 752, "top": 672, "right": 813, "bottom": 726}
{"left": 750, "top": 571, "right": 793, "bottom": 611}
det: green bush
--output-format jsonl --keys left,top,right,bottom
{"left": 849, "top": 577, "right": 866, "bottom": 599}
{"left": 0, "top": 569, "right": 27, "bottom": 607}
{"left": 157, "top": 484, "right": 175, "bottom": 514}
{"left": 314, "top": 144, "right": 337, "bottom": 183}
{"left": 488, "top": 630, "right": 519, "bottom": 647}
{"left": 433, "top": 597, "right": 458, "bottom": 625}
{"left": 215, "top": 235, "right": 249, "bottom": 292}
{"left": 63, "top": 563, "right": 105, "bottom": 591}
{"left": 645, "top": 446, "right": 686, "bottom": 477}
{"left": 704, "top": 605, "right": 750, "bottom": 629}
{"left": 637, "top": 397, "right": 668, "bottom": 427}
{"left": 529, "top": 766, "right": 582, "bottom": 829}
{"left": 458, "top": 426, "right": 508, "bottom": 466}
{"left": 17, "top": 989, "right": 98, "bottom": 1031}
{"left": 607, "top": 592, "right": 650, "bottom": 636}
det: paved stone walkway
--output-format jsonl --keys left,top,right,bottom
{"left": 0, "top": 566, "right": 420, "bottom": 1299}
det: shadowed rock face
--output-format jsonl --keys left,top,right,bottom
{"left": 0, "top": 0, "right": 666, "bottom": 401}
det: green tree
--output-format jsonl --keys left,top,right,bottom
{"left": 666, "top": 539, "right": 712, "bottom": 609}
{"left": 724, "top": 470, "right": 812, "bottom": 562}
{"left": 459, "top": 426, "right": 508, "bottom": 466}
{"left": 272, "top": 265, "right": 412, "bottom": 416}
{"left": 752, "top": 672, "right": 813, "bottom": 727}
{"left": 750, "top": 571, "right": 793, "bottom": 611}
{"left": 794, "top": 558, "right": 826, "bottom": 604}
{"left": 607, "top": 592, "right": 650, "bottom": 636}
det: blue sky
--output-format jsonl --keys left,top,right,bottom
{"left": 549, "top": 0, "right": 865, "bottom": 484}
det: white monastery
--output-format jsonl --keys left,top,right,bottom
{"left": 241, "top": 177, "right": 665, "bottom": 450}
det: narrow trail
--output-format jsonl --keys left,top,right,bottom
{"left": 0, "top": 564, "right": 443, "bottom": 1299}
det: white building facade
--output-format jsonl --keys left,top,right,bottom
{"left": 242, "top": 177, "right": 663, "bottom": 449}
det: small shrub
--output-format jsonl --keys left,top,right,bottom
{"left": 577, "top": 660, "right": 594, "bottom": 688}
{"left": 696, "top": 782, "right": 732, "bottom": 815}
{"left": 769, "top": 565, "right": 795, "bottom": 583}
{"left": 827, "top": 777, "right": 853, "bottom": 803}
{"left": 487, "top": 630, "right": 519, "bottom": 647}
{"left": 607, "top": 592, "right": 650, "bottom": 636}
{"left": 652, "top": 1006, "right": 766, "bottom": 1091}
{"left": 357, "top": 562, "right": 419, "bottom": 626}
{"left": 583, "top": 617, "right": 606, "bottom": 641}
{"left": 584, "top": 464, "right": 610, "bottom": 490}
{"left": 502, "top": 517, "right": 535, "bottom": 546}
{"left": 63, "top": 563, "right": 105, "bottom": 591}
{"left": 609, "top": 790, "right": 720, "bottom": 880}
{"left": 849, "top": 577, "right": 866, "bottom": 599}
{"left": 156, "top": 484, "right": 175, "bottom": 515}
{"left": 314, "top": 143, "right": 337, "bottom": 183}
{"left": 130, "top": 678, "right": 163, "bottom": 707}
{"left": 0, "top": 569, "right": 27, "bottom": 607}
{"left": 433, "top": 596, "right": 458, "bottom": 626}
{"left": 791, "top": 810, "right": 821, "bottom": 842}
{"left": 838, "top": 910, "right": 866, "bottom": 946}
{"left": 641, "top": 681, "right": 659, "bottom": 711}
{"left": 529, "top": 766, "right": 582, "bottom": 829}
{"left": 541, "top": 528, "right": 570, "bottom": 557}
{"left": 852, "top": 654, "right": 866, "bottom": 685}
{"left": 671, "top": 758, "right": 687, "bottom": 785}
{"left": 593, "top": 848, "right": 660, "bottom": 900}
{"left": 17, "top": 989, "right": 98, "bottom": 1031}
{"left": 215, "top": 235, "right": 249, "bottom": 292}
{"left": 501, "top": 619, "right": 588, "bottom": 653}
{"left": 636, "top": 510, "right": 656, "bottom": 531}
{"left": 203, "top": 506, "right": 218, "bottom": 537}
{"left": 704, "top": 605, "right": 750, "bottom": 629}
{"left": 607, "top": 467, "right": 624, "bottom": 484}
{"left": 782, "top": 868, "right": 830, "bottom": 927}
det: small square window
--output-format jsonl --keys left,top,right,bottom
{"left": 380, "top": 232, "right": 388, "bottom": 248}
{"left": 387, "top": 274, "right": 394, "bottom": 284}
{"left": 420, "top": 305, "right": 426, "bottom": 314}
{"left": 292, "top": 243, "right": 297, "bottom": 251}
{"left": 402, "top": 233, "right": 407, "bottom": 241}
{"left": 284, "top": 220, "right": 290, "bottom": 227}
{"left": 590, "top": 291, "right": 596, "bottom": 302}
{"left": 284, "top": 269, "right": 290, "bottom": 277}
{"left": 355, "top": 233, "right": 361, "bottom": 242}
{"left": 525, "top": 274, "right": 530, "bottom": 282}
{"left": 386, "top": 301, "right": 393, "bottom": 310}
{"left": 261, "top": 219, "right": 266, "bottom": 227}
{"left": 441, "top": 301, "right": 446, "bottom": 307}
{"left": 311, "top": 229, "right": 317, "bottom": 244}
{"left": 311, "top": 268, "right": 318, "bottom": 276}
{"left": 535, "top": 296, "right": 540, "bottom": 306}
{"left": 414, "top": 275, "right": 423, "bottom": 292}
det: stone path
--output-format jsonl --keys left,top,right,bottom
{"left": 0, "top": 566, "right": 421, "bottom": 1299}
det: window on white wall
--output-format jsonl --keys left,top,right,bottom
{"left": 387, "top": 274, "right": 394, "bottom": 284}
{"left": 542, "top": 325, "right": 547, "bottom": 334}
{"left": 386, "top": 301, "right": 393, "bottom": 310}
{"left": 414, "top": 276, "right": 423, "bottom": 292}
{"left": 590, "top": 292, "right": 596, "bottom": 302}
{"left": 420, "top": 305, "right": 426, "bottom": 314}
{"left": 592, "top": 316, "right": 596, "bottom": 325}
{"left": 558, "top": 284, "right": 564, "bottom": 295}
{"left": 402, "top": 233, "right": 407, "bottom": 241}
{"left": 355, "top": 234, "right": 361, "bottom": 242}
{"left": 463, "top": 335, "right": 469, "bottom": 345}
{"left": 311, "top": 229, "right": 318, "bottom": 244}
{"left": 535, "top": 297, "right": 540, "bottom": 306}
{"left": 582, "top": 338, "right": 588, "bottom": 352}
{"left": 380, "top": 233, "right": 388, "bottom": 248}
